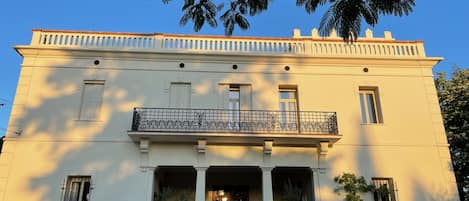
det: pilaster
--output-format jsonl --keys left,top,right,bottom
{"left": 310, "top": 168, "right": 323, "bottom": 201}
{"left": 142, "top": 167, "right": 155, "bottom": 201}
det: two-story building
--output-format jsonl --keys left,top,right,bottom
{"left": 0, "top": 28, "right": 460, "bottom": 201}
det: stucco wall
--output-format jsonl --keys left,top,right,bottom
{"left": 0, "top": 45, "right": 459, "bottom": 201}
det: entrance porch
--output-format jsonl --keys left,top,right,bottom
{"left": 152, "top": 166, "right": 316, "bottom": 201}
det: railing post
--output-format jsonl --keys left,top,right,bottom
{"left": 31, "top": 29, "right": 43, "bottom": 46}
{"left": 297, "top": 111, "right": 302, "bottom": 134}
{"left": 331, "top": 113, "right": 338, "bottom": 134}
{"left": 416, "top": 42, "right": 426, "bottom": 57}
{"left": 132, "top": 108, "right": 140, "bottom": 131}
{"left": 153, "top": 34, "right": 164, "bottom": 50}
{"left": 303, "top": 40, "right": 312, "bottom": 55}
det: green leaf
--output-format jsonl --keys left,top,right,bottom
{"left": 334, "top": 172, "right": 373, "bottom": 201}
{"left": 167, "top": 0, "right": 416, "bottom": 42}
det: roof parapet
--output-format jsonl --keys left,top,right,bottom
{"left": 292, "top": 28, "right": 395, "bottom": 41}
{"left": 25, "top": 29, "right": 426, "bottom": 58}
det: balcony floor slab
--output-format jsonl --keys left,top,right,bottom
{"left": 127, "top": 131, "right": 342, "bottom": 146}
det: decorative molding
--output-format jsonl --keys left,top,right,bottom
{"left": 194, "top": 166, "right": 208, "bottom": 172}
{"left": 140, "top": 166, "right": 155, "bottom": 173}
{"left": 310, "top": 167, "right": 327, "bottom": 174}
{"left": 260, "top": 166, "right": 274, "bottom": 172}
{"left": 318, "top": 141, "right": 329, "bottom": 156}
{"left": 139, "top": 138, "right": 150, "bottom": 153}
{"left": 264, "top": 141, "right": 273, "bottom": 155}
{"left": 197, "top": 140, "right": 206, "bottom": 153}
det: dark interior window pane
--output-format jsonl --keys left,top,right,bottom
{"left": 81, "top": 182, "right": 90, "bottom": 201}
{"left": 359, "top": 94, "right": 367, "bottom": 123}
{"left": 366, "top": 94, "right": 377, "bottom": 123}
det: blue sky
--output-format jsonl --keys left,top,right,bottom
{"left": 0, "top": 0, "right": 468, "bottom": 135}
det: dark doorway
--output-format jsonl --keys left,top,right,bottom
{"left": 155, "top": 166, "right": 196, "bottom": 201}
{"left": 207, "top": 166, "right": 262, "bottom": 201}
{"left": 272, "top": 167, "right": 314, "bottom": 201}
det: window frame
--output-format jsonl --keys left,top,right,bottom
{"left": 359, "top": 87, "right": 383, "bottom": 124}
{"left": 278, "top": 87, "right": 299, "bottom": 127}
{"left": 63, "top": 176, "right": 92, "bottom": 201}
{"left": 371, "top": 177, "right": 396, "bottom": 201}
{"left": 228, "top": 84, "right": 240, "bottom": 129}
{"left": 78, "top": 80, "right": 105, "bottom": 121}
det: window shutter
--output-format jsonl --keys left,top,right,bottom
{"left": 80, "top": 82, "right": 104, "bottom": 120}
{"left": 239, "top": 85, "right": 252, "bottom": 127}
{"left": 169, "top": 83, "right": 191, "bottom": 108}
{"left": 217, "top": 84, "right": 230, "bottom": 109}
{"left": 60, "top": 178, "right": 67, "bottom": 201}
{"left": 239, "top": 85, "right": 252, "bottom": 111}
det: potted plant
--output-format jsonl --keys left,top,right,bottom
{"left": 334, "top": 173, "right": 373, "bottom": 201}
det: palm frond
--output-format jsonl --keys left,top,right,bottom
{"left": 219, "top": 1, "right": 253, "bottom": 35}
{"left": 247, "top": 0, "right": 269, "bottom": 15}
{"left": 182, "top": 0, "right": 195, "bottom": 10}
{"left": 206, "top": 13, "right": 218, "bottom": 27}
{"left": 193, "top": 8, "right": 205, "bottom": 31}
{"left": 171, "top": 0, "right": 414, "bottom": 39}
{"left": 370, "top": 0, "right": 415, "bottom": 16}
{"left": 319, "top": 0, "right": 379, "bottom": 42}
{"left": 296, "top": 0, "right": 328, "bottom": 14}
{"left": 179, "top": 12, "right": 193, "bottom": 26}
{"left": 203, "top": 0, "right": 217, "bottom": 15}
{"left": 319, "top": 0, "right": 352, "bottom": 41}
{"left": 235, "top": 13, "right": 250, "bottom": 30}
{"left": 178, "top": 0, "right": 219, "bottom": 32}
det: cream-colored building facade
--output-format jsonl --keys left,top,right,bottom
{"left": 0, "top": 28, "right": 459, "bottom": 201}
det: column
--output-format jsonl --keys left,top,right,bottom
{"left": 195, "top": 167, "right": 207, "bottom": 201}
{"left": 311, "top": 168, "right": 321, "bottom": 201}
{"left": 261, "top": 167, "right": 274, "bottom": 201}
{"left": 315, "top": 142, "right": 328, "bottom": 201}
{"left": 143, "top": 167, "right": 155, "bottom": 201}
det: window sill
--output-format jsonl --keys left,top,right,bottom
{"left": 75, "top": 119, "right": 104, "bottom": 123}
{"left": 360, "top": 123, "right": 385, "bottom": 126}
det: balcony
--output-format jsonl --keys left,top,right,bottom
{"left": 128, "top": 108, "right": 341, "bottom": 145}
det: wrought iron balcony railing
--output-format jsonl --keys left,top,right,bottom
{"left": 131, "top": 108, "right": 338, "bottom": 135}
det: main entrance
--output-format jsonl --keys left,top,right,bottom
{"left": 153, "top": 166, "right": 315, "bottom": 201}
{"left": 207, "top": 167, "right": 261, "bottom": 201}
{"left": 154, "top": 166, "right": 196, "bottom": 201}
{"left": 272, "top": 167, "right": 315, "bottom": 201}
